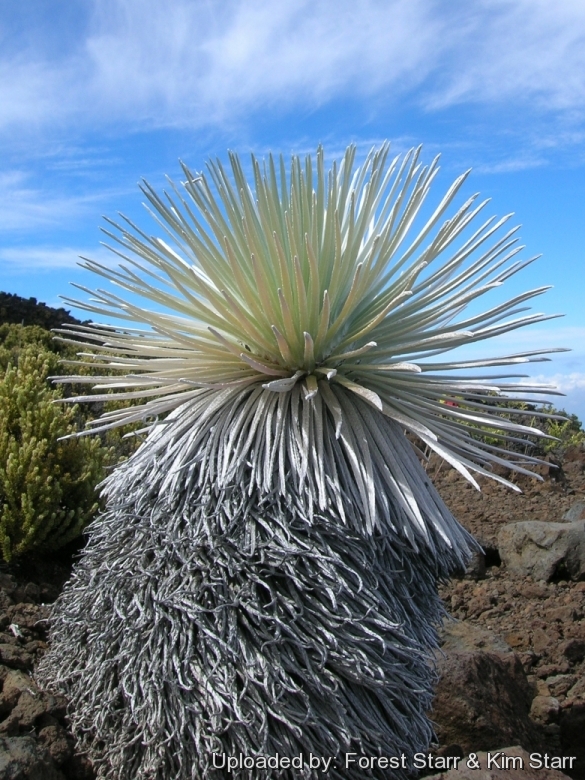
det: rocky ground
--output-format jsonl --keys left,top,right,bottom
{"left": 0, "top": 447, "right": 583, "bottom": 779}
{"left": 0, "top": 556, "right": 95, "bottom": 779}
{"left": 430, "top": 445, "right": 585, "bottom": 780}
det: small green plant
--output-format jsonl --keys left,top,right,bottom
{"left": 539, "top": 406, "right": 585, "bottom": 452}
{"left": 447, "top": 397, "right": 585, "bottom": 455}
{"left": 0, "top": 344, "right": 110, "bottom": 560}
{"left": 0, "top": 323, "right": 60, "bottom": 367}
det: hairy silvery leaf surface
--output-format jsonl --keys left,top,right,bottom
{"left": 37, "top": 401, "right": 467, "bottom": 780}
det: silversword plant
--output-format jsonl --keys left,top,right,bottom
{"left": 37, "top": 144, "right": 561, "bottom": 779}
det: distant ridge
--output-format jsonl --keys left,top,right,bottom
{"left": 0, "top": 291, "right": 85, "bottom": 330}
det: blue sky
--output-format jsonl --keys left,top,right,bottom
{"left": 2, "top": 0, "right": 585, "bottom": 419}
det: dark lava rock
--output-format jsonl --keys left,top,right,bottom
{"left": 0, "top": 735, "right": 66, "bottom": 779}
{"left": 432, "top": 650, "right": 543, "bottom": 753}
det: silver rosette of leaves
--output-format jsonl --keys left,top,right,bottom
{"left": 36, "top": 145, "right": 561, "bottom": 779}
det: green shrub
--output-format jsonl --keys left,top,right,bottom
{"left": 436, "top": 395, "right": 585, "bottom": 456}
{"left": 0, "top": 323, "right": 61, "bottom": 370}
{"left": 534, "top": 405, "right": 585, "bottom": 452}
{"left": 0, "top": 344, "right": 110, "bottom": 561}
{"left": 1, "top": 321, "right": 143, "bottom": 457}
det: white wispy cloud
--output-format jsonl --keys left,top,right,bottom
{"left": 513, "top": 371, "right": 585, "bottom": 421}
{"left": 472, "top": 156, "right": 547, "bottom": 175}
{"left": 529, "top": 373, "right": 585, "bottom": 393}
{"left": 0, "top": 172, "right": 85, "bottom": 231}
{"left": 0, "top": 0, "right": 438, "bottom": 132}
{"left": 1, "top": 0, "right": 584, "bottom": 135}
{"left": 427, "top": 0, "right": 585, "bottom": 112}
{"left": 0, "top": 168, "right": 131, "bottom": 231}
{"left": 0, "top": 245, "right": 116, "bottom": 271}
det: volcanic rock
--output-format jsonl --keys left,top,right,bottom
{"left": 497, "top": 521, "right": 585, "bottom": 581}
{"left": 0, "top": 735, "right": 65, "bottom": 779}
{"left": 431, "top": 650, "right": 542, "bottom": 753}
{"left": 563, "top": 500, "right": 585, "bottom": 523}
